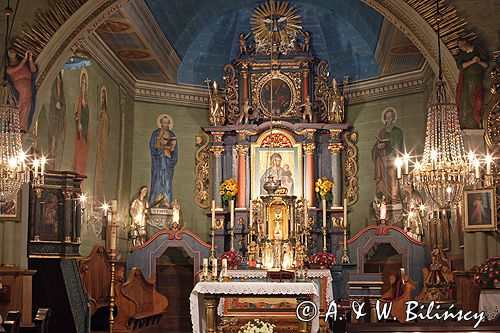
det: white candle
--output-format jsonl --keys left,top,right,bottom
{"left": 222, "top": 258, "right": 228, "bottom": 277}
{"left": 203, "top": 258, "right": 208, "bottom": 277}
{"left": 249, "top": 201, "right": 253, "bottom": 230}
{"left": 211, "top": 200, "right": 216, "bottom": 229}
{"left": 110, "top": 200, "right": 118, "bottom": 252}
{"left": 211, "top": 258, "right": 218, "bottom": 278}
{"left": 474, "top": 159, "right": 480, "bottom": 178}
{"left": 395, "top": 157, "right": 402, "bottom": 179}
{"left": 304, "top": 200, "right": 308, "bottom": 229}
{"left": 403, "top": 154, "right": 410, "bottom": 175}
{"left": 431, "top": 150, "right": 438, "bottom": 170}
{"left": 322, "top": 198, "right": 327, "bottom": 228}
{"left": 230, "top": 199, "right": 235, "bottom": 229}
{"left": 486, "top": 155, "right": 492, "bottom": 175}
{"left": 33, "top": 158, "right": 39, "bottom": 178}
{"left": 343, "top": 198, "right": 348, "bottom": 228}
{"left": 40, "top": 156, "right": 46, "bottom": 176}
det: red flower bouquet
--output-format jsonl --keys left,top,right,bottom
{"left": 474, "top": 256, "right": 500, "bottom": 287}
{"left": 219, "top": 251, "right": 243, "bottom": 269}
{"left": 309, "top": 252, "right": 336, "bottom": 269}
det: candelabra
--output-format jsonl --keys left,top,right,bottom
{"left": 341, "top": 218, "right": 350, "bottom": 264}
{"left": 229, "top": 227, "right": 235, "bottom": 252}
{"left": 108, "top": 252, "right": 116, "bottom": 333}
{"left": 210, "top": 226, "right": 216, "bottom": 260}
{"left": 322, "top": 226, "right": 327, "bottom": 252}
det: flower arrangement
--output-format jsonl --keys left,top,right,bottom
{"left": 474, "top": 256, "right": 500, "bottom": 287}
{"left": 219, "top": 250, "right": 243, "bottom": 269}
{"left": 238, "top": 319, "right": 275, "bottom": 333}
{"left": 220, "top": 178, "right": 238, "bottom": 203}
{"left": 309, "top": 252, "right": 337, "bottom": 269}
{"left": 315, "top": 177, "right": 334, "bottom": 201}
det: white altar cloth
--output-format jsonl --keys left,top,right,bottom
{"left": 479, "top": 289, "right": 500, "bottom": 321}
{"left": 190, "top": 281, "right": 320, "bottom": 332}
{"left": 224, "top": 269, "right": 334, "bottom": 303}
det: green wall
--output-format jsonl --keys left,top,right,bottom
{"left": 347, "top": 92, "right": 427, "bottom": 235}
{"left": 131, "top": 102, "right": 210, "bottom": 238}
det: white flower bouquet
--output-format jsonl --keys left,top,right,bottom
{"left": 238, "top": 319, "right": 275, "bottom": 333}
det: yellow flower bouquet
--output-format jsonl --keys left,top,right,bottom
{"left": 315, "top": 176, "right": 334, "bottom": 201}
{"left": 220, "top": 178, "right": 238, "bottom": 203}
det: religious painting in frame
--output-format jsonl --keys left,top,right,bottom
{"left": 251, "top": 129, "right": 303, "bottom": 200}
{"left": 0, "top": 192, "right": 21, "bottom": 221}
{"left": 463, "top": 188, "right": 497, "bottom": 231}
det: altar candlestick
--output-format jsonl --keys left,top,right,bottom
{"left": 211, "top": 200, "right": 216, "bottom": 229}
{"left": 221, "top": 259, "right": 228, "bottom": 278}
{"left": 211, "top": 258, "right": 218, "bottom": 279}
{"left": 322, "top": 198, "right": 327, "bottom": 228}
{"left": 203, "top": 258, "right": 208, "bottom": 278}
{"left": 343, "top": 198, "right": 348, "bottom": 228}
{"left": 230, "top": 200, "right": 235, "bottom": 229}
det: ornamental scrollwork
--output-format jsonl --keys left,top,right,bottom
{"left": 314, "top": 60, "right": 330, "bottom": 122}
{"left": 223, "top": 64, "right": 239, "bottom": 124}
{"left": 343, "top": 130, "right": 359, "bottom": 206}
{"left": 195, "top": 132, "right": 211, "bottom": 209}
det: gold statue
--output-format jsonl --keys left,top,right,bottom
{"left": 327, "top": 78, "right": 344, "bottom": 123}
{"left": 247, "top": 240, "right": 258, "bottom": 265}
{"left": 237, "top": 98, "right": 252, "bottom": 124}
{"left": 206, "top": 80, "right": 226, "bottom": 126}
{"left": 274, "top": 208, "right": 284, "bottom": 240}
{"left": 297, "top": 95, "right": 313, "bottom": 122}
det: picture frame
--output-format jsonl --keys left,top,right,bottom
{"left": 250, "top": 130, "right": 303, "bottom": 200}
{"left": 463, "top": 188, "right": 497, "bottom": 231}
{"left": 0, "top": 192, "right": 21, "bottom": 221}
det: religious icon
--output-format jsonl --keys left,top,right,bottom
{"left": 48, "top": 70, "right": 66, "bottom": 170}
{"left": 260, "top": 78, "right": 291, "bottom": 116}
{"left": 129, "top": 186, "right": 149, "bottom": 246}
{"left": 371, "top": 107, "right": 404, "bottom": 205}
{"left": 0, "top": 193, "right": 20, "bottom": 221}
{"left": 5, "top": 48, "right": 37, "bottom": 132}
{"left": 41, "top": 194, "right": 60, "bottom": 240}
{"left": 464, "top": 188, "right": 496, "bottom": 231}
{"left": 455, "top": 39, "right": 489, "bottom": 129}
{"left": 72, "top": 68, "right": 90, "bottom": 175}
{"left": 259, "top": 152, "right": 294, "bottom": 196}
{"left": 94, "top": 86, "right": 110, "bottom": 205}
{"left": 149, "top": 114, "right": 178, "bottom": 206}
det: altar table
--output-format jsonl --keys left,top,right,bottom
{"left": 479, "top": 289, "right": 500, "bottom": 321}
{"left": 190, "top": 281, "right": 320, "bottom": 333}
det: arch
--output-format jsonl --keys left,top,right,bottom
{"left": 32, "top": 0, "right": 457, "bottom": 131}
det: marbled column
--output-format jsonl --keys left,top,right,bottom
{"left": 302, "top": 68, "right": 309, "bottom": 103}
{"left": 304, "top": 143, "right": 316, "bottom": 207}
{"left": 63, "top": 190, "right": 73, "bottom": 243}
{"left": 236, "top": 144, "right": 249, "bottom": 208}
{"left": 2, "top": 221, "right": 15, "bottom": 267}
{"left": 241, "top": 69, "right": 249, "bottom": 102}
{"left": 328, "top": 142, "right": 343, "bottom": 208}
{"left": 33, "top": 188, "right": 43, "bottom": 241}
{"left": 75, "top": 197, "right": 82, "bottom": 243}
{"left": 210, "top": 145, "right": 225, "bottom": 209}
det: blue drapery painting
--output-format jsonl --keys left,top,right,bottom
{"left": 149, "top": 115, "right": 178, "bottom": 206}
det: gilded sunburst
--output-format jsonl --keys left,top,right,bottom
{"left": 250, "top": 0, "right": 302, "bottom": 47}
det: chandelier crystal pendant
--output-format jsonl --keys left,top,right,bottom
{"left": 0, "top": 84, "right": 30, "bottom": 201}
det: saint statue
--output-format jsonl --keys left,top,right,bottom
{"left": 260, "top": 153, "right": 294, "bottom": 195}
{"left": 94, "top": 87, "right": 110, "bottom": 205}
{"left": 303, "top": 31, "right": 311, "bottom": 52}
{"left": 129, "top": 186, "right": 149, "bottom": 246}
{"left": 237, "top": 98, "right": 252, "bottom": 124}
{"left": 455, "top": 39, "right": 489, "bottom": 129}
{"left": 327, "top": 78, "right": 344, "bottom": 123}
{"left": 5, "top": 48, "right": 37, "bottom": 132}
{"left": 273, "top": 208, "right": 284, "bottom": 240}
{"left": 207, "top": 80, "right": 226, "bottom": 126}
{"left": 371, "top": 107, "right": 403, "bottom": 205}
{"left": 149, "top": 114, "right": 178, "bottom": 206}
{"left": 48, "top": 70, "right": 66, "bottom": 169}
{"left": 297, "top": 95, "right": 313, "bottom": 123}
{"left": 72, "top": 69, "right": 90, "bottom": 175}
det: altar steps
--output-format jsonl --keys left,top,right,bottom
{"left": 347, "top": 322, "right": 500, "bottom": 332}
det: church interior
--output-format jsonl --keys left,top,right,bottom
{"left": 0, "top": 0, "right": 499, "bottom": 332}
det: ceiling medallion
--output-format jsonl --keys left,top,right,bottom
{"left": 250, "top": 0, "right": 302, "bottom": 52}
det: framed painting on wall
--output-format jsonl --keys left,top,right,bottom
{"left": 0, "top": 192, "right": 21, "bottom": 221}
{"left": 463, "top": 188, "right": 497, "bottom": 231}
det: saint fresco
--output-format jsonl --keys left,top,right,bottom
{"left": 72, "top": 68, "right": 90, "bottom": 175}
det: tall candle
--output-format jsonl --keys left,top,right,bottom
{"left": 211, "top": 200, "right": 216, "bottom": 229}
{"left": 203, "top": 258, "right": 208, "bottom": 277}
{"left": 403, "top": 154, "right": 409, "bottom": 175}
{"left": 211, "top": 258, "right": 218, "bottom": 278}
{"left": 395, "top": 157, "right": 402, "bottom": 179}
{"left": 474, "top": 159, "right": 480, "bottom": 179}
{"left": 33, "top": 158, "right": 39, "bottom": 178}
{"left": 110, "top": 200, "right": 118, "bottom": 252}
{"left": 249, "top": 201, "right": 253, "bottom": 230}
{"left": 222, "top": 258, "right": 228, "bottom": 278}
{"left": 322, "top": 198, "right": 327, "bottom": 228}
{"left": 343, "top": 198, "right": 348, "bottom": 228}
{"left": 40, "top": 156, "right": 46, "bottom": 176}
{"left": 230, "top": 199, "right": 235, "bottom": 229}
{"left": 486, "top": 155, "right": 492, "bottom": 174}
{"left": 304, "top": 200, "right": 308, "bottom": 229}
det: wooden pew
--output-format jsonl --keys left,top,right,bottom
{"left": 381, "top": 269, "right": 416, "bottom": 322}
{"left": 79, "top": 245, "right": 111, "bottom": 316}
{"left": 1, "top": 311, "right": 21, "bottom": 333}
{"left": 114, "top": 268, "right": 168, "bottom": 333}
{"left": 33, "top": 308, "right": 50, "bottom": 333}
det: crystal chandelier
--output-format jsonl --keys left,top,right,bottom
{"left": 410, "top": 1, "right": 470, "bottom": 209}
{"left": 0, "top": 83, "right": 30, "bottom": 201}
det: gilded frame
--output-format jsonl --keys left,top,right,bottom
{"left": 250, "top": 130, "right": 303, "bottom": 200}
{"left": 253, "top": 71, "right": 299, "bottom": 118}
{"left": 0, "top": 192, "right": 21, "bottom": 221}
{"left": 463, "top": 188, "right": 497, "bottom": 231}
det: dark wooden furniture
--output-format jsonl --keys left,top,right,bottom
{"left": 114, "top": 268, "right": 168, "bottom": 332}
{"left": 79, "top": 245, "right": 111, "bottom": 316}
{"left": 1, "top": 311, "right": 21, "bottom": 333}
{"left": 453, "top": 269, "right": 481, "bottom": 312}
{"left": 33, "top": 308, "right": 50, "bottom": 333}
{"left": 381, "top": 269, "right": 416, "bottom": 322}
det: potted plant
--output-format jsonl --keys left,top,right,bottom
{"left": 309, "top": 251, "right": 337, "bottom": 269}
{"left": 219, "top": 250, "right": 243, "bottom": 269}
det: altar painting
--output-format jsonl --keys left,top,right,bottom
{"left": 251, "top": 145, "right": 302, "bottom": 199}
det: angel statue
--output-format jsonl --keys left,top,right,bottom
{"left": 205, "top": 80, "right": 226, "bottom": 126}
{"left": 236, "top": 98, "right": 252, "bottom": 124}
{"left": 239, "top": 32, "right": 251, "bottom": 54}
{"left": 297, "top": 95, "right": 313, "bottom": 123}
{"left": 327, "top": 78, "right": 344, "bottom": 123}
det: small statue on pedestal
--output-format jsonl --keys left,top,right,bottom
{"left": 206, "top": 80, "right": 226, "bottom": 126}
{"left": 239, "top": 32, "right": 251, "bottom": 54}
{"left": 303, "top": 31, "right": 311, "bottom": 52}
{"left": 247, "top": 240, "right": 258, "bottom": 267}
{"left": 236, "top": 98, "right": 252, "bottom": 124}
{"left": 129, "top": 186, "right": 149, "bottom": 246}
{"left": 297, "top": 95, "right": 313, "bottom": 122}
{"left": 327, "top": 78, "right": 345, "bottom": 123}
{"left": 377, "top": 194, "right": 387, "bottom": 225}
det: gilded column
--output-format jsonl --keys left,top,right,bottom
{"left": 302, "top": 66, "right": 309, "bottom": 103}
{"left": 328, "top": 130, "right": 344, "bottom": 208}
{"left": 75, "top": 194, "right": 82, "bottom": 243}
{"left": 63, "top": 189, "right": 73, "bottom": 243}
{"left": 241, "top": 66, "right": 249, "bottom": 102}
{"left": 304, "top": 143, "right": 316, "bottom": 207}
{"left": 210, "top": 132, "right": 225, "bottom": 209}
{"left": 236, "top": 144, "right": 249, "bottom": 208}
{"left": 33, "top": 187, "right": 43, "bottom": 241}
